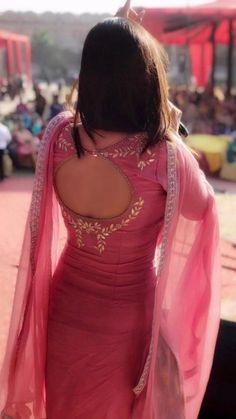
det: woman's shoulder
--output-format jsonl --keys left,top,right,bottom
{"left": 43, "top": 112, "right": 76, "bottom": 168}
{"left": 41, "top": 111, "right": 74, "bottom": 150}
{"left": 53, "top": 115, "right": 75, "bottom": 153}
{"left": 168, "top": 130, "right": 200, "bottom": 171}
{"left": 151, "top": 134, "right": 191, "bottom": 190}
{"left": 45, "top": 111, "right": 73, "bottom": 137}
{"left": 136, "top": 139, "right": 168, "bottom": 190}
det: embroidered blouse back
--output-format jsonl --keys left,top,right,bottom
{"left": 53, "top": 123, "right": 167, "bottom": 256}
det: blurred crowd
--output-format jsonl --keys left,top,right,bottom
{"left": 0, "top": 75, "right": 25, "bottom": 101}
{"left": 170, "top": 87, "right": 236, "bottom": 135}
{"left": 0, "top": 84, "right": 236, "bottom": 181}
{"left": 0, "top": 85, "right": 63, "bottom": 180}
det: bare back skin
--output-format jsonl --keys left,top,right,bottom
{"left": 54, "top": 124, "right": 133, "bottom": 220}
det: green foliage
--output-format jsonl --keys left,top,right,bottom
{"left": 31, "top": 31, "right": 81, "bottom": 81}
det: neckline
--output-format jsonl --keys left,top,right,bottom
{"left": 82, "top": 132, "right": 147, "bottom": 155}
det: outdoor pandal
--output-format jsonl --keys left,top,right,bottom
{"left": 141, "top": 0, "right": 236, "bottom": 94}
{"left": 0, "top": 30, "right": 32, "bottom": 82}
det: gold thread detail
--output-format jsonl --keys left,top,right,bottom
{"left": 62, "top": 197, "right": 144, "bottom": 253}
{"left": 138, "top": 149, "right": 156, "bottom": 171}
{"left": 56, "top": 124, "right": 74, "bottom": 152}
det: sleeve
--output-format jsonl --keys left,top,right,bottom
{"left": 155, "top": 135, "right": 211, "bottom": 221}
{"left": 155, "top": 140, "right": 168, "bottom": 191}
{"left": 157, "top": 134, "right": 220, "bottom": 419}
{"left": 176, "top": 139, "right": 211, "bottom": 220}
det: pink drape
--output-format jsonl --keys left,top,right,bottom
{"left": 132, "top": 130, "right": 221, "bottom": 418}
{"left": 0, "top": 111, "right": 221, "bottom": 419}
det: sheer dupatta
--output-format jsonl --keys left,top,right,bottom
{"left": 133, "top": 130, "right": 221, "bottom": 416}
{"left": 0, "top": 111, "right": 220, "bottom": 419}
{"left": 0, "top": 113, "right": 72, "bottom": 419}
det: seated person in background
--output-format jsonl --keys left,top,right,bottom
{"left": 16, "top": 101, "right": 29, "bottom": 114}
{"left": 49, "top": 95, "right": 63, "bottom": 120}
{"left": 31, "top": 113, "right": 43, "bottom": 136}
{"left": 12, "top": 120, "right": 38, "bottom": 168}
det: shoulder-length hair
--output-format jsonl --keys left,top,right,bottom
{"left": 71, "top": 17, "right": 171, "bottom": 156}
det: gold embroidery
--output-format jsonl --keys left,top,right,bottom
{"left": 56, "top": 125, "right": 74, "bottom": 152}
{"left": 137, "top": 149, "right": 156, "bottom": 171}
{"left": 102, "top": 147, "right": 138, "bottom": 159}
{"left": 99, "top": 142, "right": 157, "bottom": 172}
{"left": 62, "top": 197, "right": 144, "bottom": 254}
{"left": 58, "top": 132, "right": 157, "bottom": 172}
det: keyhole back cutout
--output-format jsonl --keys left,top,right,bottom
{"left": 54, "top": 153, "right": 133, "bottom": 220}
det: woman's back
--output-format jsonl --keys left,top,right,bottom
{"left": 44, "top": 120, "right": 169, "bottom": 419}
{"left": 53, "top": 122, "right": 167, "bottom": 262}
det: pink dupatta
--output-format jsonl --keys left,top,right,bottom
{"left": 0, "top": 111, "right": 221, "bottom": 419}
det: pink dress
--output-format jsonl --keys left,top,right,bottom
{"left": 0, "top": 112, "right": 221, "bottom": 419}
{"left": 46, "top": 125, "right": 167, "bottom": 418}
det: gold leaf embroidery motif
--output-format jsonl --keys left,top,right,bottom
{"left": 100, "top": 144, "right": 156, "bottom": 172}
{"left": 62, "top": 197, "right": 144, "bottom": 254}
{"left": 102, "top": 147, "right": 138, "bottom": 159}
{"left": 55, "top": 131, "right": 157, "bottom": 172}
{"left": 56, "top": 125, "right": 74, "bottom": 152}
{"left": 137, "top": 149, "right": 156, "bottom": 171}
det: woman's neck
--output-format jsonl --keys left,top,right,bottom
{"left": 78, "top": 123, "right": 130, "bottom": 151}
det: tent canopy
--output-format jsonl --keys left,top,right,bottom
{"left": 139, "top": 0, "right": 236, "bottom": 88}
{"left": 141, "top": 0, "right": 236, "bottom": 45}
{"left": 0, "top": 30, "right": 32, "bottom": 81}
{"left": 0, "top": 30, "right": 30, "bottom": 44}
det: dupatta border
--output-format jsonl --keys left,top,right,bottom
{"left": 133, "top": 140, "right": 177, "bottom": 396}
{"left": 30, "top": 113, "right": 70, "bottom": 271}
{"left": 0, "top": 114, "right": 71, "bottom": 419}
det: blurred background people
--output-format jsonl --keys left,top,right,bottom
{"left": 34, "top": 85, "right": 47, "bottom": 118}
{"left": 49, "top": 94, "right": 63, "bottom": 119}
{"left": 12, "top": 120, "right": 38, "bottom": 168}
{"left": 0, "top": 121, "right": 11, "bottom": 181}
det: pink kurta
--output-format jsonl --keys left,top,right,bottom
{"left": 0, "top": 112, "right": 221, "bottom": 419}
{"left": 46, "top": 125, "right": 167, "bottom": 418}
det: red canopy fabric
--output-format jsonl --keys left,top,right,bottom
{"left": 197, "top": 0, "right": 236, "bottom": 11}
{"left": 141, "top": 0, "right": 236, "bottom": 45}
{"left": 0, "top": 30, "right": 32, "bottom": 81}
{"left": 140, "top": 0, "right": 236, "bottom": 86}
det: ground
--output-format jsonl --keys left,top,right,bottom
{"left": 0, "top": 173, "right": 235, "bottom": 367}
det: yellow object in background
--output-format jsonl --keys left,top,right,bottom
{"left": 185, "top": 134, "right": 231, "bottom": 173}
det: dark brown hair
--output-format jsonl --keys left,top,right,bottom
{"left": 71, "top": 17, "right": 171, "bottom": 156}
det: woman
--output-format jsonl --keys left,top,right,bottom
{"left": 0, "top": 3, "right": 220, "bottom": 419}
